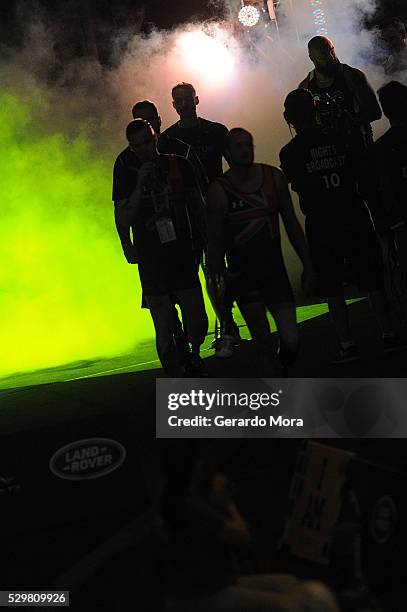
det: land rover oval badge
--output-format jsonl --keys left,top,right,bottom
{"left": 50, "top": 438, "right": 127, "bottom": 480}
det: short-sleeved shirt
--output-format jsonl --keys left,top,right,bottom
{"left": 112, "top": 146, "right": 141, "bottom": 203}
{"left": 375, "top": 125, "right": 407, "bottom": 225}
{"left": 279, "top": 127, "right": 364, "bottom": 218}
{"left": 161, "top": 118, "right": 228, "bottom": 189}
{"left": 134, "top": 154, "right": 202, "bottom": 295}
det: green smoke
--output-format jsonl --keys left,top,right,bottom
{"left": 0, "top": 88, "right": 331, "bottom": 382}
{"left": 0, "top": 90, "right": 154, "bottom": 378}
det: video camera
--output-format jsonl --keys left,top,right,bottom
{"left": 313, "top": 91, "right": 347, "bottom": 131}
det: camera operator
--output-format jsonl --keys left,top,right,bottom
{"left": 299, "top": 36, "right": 382, "bottom": 150}
{"left": 280, "top": 89, "right": 400, "bottom": 363}
{"left": 299, "top": 36, "right": 386, "bottom": 238}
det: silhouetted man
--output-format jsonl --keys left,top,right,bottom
{"left": 280, "top": 89, "right": 399, "bottom": 363}
{"left": 206, "top": 128, "right": 315, "bottom": 375}
{"left": 375, "top": 81, "right": 407, "bottom": 227}
{"left": 113, "top": 100, "right": 162, "bottom": 263}
{"left": 118, "top": 119, "right": 208, "bottom": 376}
{"left": 299, "top": 36, "right": 382, "bottom": 148}
{"left": 161, "top": 82, "right": 240, "bottom": 357}
{"left": 162, "top": 82, "right": 227, "bottom": 189}
{"left": 113, "top": 100, "right": 192, "bottom": 367}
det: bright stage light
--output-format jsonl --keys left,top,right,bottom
{"left": 176, "top": 29, "right": 235, "bottom": 83}
{"left": 238, "top": 5, "right": 261, "bottom": 28}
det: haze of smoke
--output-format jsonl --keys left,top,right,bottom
{"left": 0, "top": 0, "right": 395, "bottom": 377}
{"left": 0, "top": 87, "right": 154, "bottom": 378}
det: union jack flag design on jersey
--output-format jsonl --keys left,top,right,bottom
{"left": 218, "top": 165, "right": 280, "bottom": 246}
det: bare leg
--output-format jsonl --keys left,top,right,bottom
{"left": 174, "top": 286, "right": 208, "bottom": 355}
{"left": 268, "top": 302, "right": 299, "bottom": 373}
{"left": 237, "top": 300, "right": 278, "bottom": 376}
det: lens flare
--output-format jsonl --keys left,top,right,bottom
{"left": 238, "top": 5, "right": 261, "bottom": 28}
{"left": 175, "top": 29, "right": 235, "bottom": 84}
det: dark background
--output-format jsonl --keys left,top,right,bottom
{"left": 1, "top": 0, "right": 407, "bottom": 59}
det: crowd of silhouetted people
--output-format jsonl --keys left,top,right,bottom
{"left": 113, "top": 31, "right": 407, "bottom": 380}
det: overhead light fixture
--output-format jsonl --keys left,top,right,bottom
{"left": 238, "top": 5, "right": 261, "bottom": 28}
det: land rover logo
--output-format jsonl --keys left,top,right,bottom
{"left": 370, "top": 496, "right": 397, "bottom": 544}
{"left": 50, "top": 438, "right": 126, "bottom": 480}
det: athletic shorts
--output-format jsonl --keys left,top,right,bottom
{"left": 225, "top": 254, "right": 294, "bottom": 307}
{"left": 305, "top": 211, "right": 384, "bottom": 297}
{"left": 138, "top": 245, "right": 200, "bottom": 296}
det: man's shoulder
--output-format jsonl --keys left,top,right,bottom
{"left": 280, "top": 136, "right": 300, "bottom": 158}
{"left": 199, "top": 117, "right": 228, "bottom": 134}
{"left": 298, "top": 72, "right": 312, "bottom": 89}
{"left": 161, "top": 122, "right": 179, "bottom": 137}
{"left": 341, "top": 63, "right": 367, "bottom": 84}
{"left": 114, "top": 146, "right": 138, "bottom": 167}
{"left": 375, "top": 126, "right": 407, "bottom": 150}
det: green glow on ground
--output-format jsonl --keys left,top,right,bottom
{"left": 0, "top": 91, "right": 363, "bottom": 385}
{"left": 0, "top": 92, "right": 154, "bottom": 378}
{"left": 0, "top": 302, "right": 337, "bottom": 390}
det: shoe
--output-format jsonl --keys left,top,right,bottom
{"left": 332, "top": 344, "right": 360, "bottom": 364}
{"left": 184, "top": 354, "right": 208, "bottom": 377}
{"left": 383, "top": 335, "right": 407, "bottom": 354}
{"left": 213, "top": 334, "right": 235, "bottom": 358}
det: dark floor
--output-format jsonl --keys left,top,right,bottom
{"left": 1, "top": 299, "right": 407, "bottom": 610}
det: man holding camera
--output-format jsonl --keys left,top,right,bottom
{"left": 280, "top": 89, "right": 398, "bottom": 363}
{"left": 299, "top": 36, "right": 382, "bottom": 148}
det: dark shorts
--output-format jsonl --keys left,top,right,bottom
{"left": 138, "top": 245, "right": 200, "bottom": 296}
{"left": 226, "top": 253, "right": 294, "bottom": 307}
{"left": 305, "top": 211, "right": 384, "bottom": 296}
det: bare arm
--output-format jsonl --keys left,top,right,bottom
{"left": 114, "top": 200, "right": 138, "bottom": 264}
{"left": 273, "top": 167, "right": 313, "bottom": 268}
{"left": 115, "top": 163, "right": 153, "bottom": 263}
{"left": 274, "top": 167, "right": 316, "bottom": 294}
{"left": 205, "top": 180, "right": 228, "bottom": 277}
{"left": 114, "top": 200, "right": 132, "bottom": 245}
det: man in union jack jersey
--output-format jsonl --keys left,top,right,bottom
{"left": 205, "top": 128, "right": 315, "bottom": 375}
